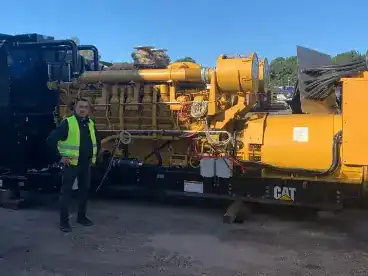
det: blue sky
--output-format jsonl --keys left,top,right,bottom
{"left": 1, "top": 0, "right": 367, "bottom": 67}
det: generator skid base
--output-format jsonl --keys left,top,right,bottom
{"left": 0, "top": 189, "right": 27, "bottom": 210}
{"left": 103, "top": 163, "right": 361, "bottom": 215}
{"left": 0, "top": 170, "right": 61, "bottom": 210}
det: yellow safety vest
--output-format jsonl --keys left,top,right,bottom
{"left": 57, "top": 115, "right": 98, "bottom": 166}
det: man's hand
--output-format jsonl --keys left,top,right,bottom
{"left": 60, "top": 157, "right": 70, "bottom": 166}
{"left": 96, "top": 151, "right": 105, "bottom": 164}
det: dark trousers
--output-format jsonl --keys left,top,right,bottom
{"left": 59, "top": 164, "right": 91, "bottom": 223}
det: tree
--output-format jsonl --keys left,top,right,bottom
{"left": 269, "top": 50, "right": 365, "bottom": 88}
{"left": 270, "top": 56, "right": 297, "bottom": 87}
{"left": 332, "top": 50, "right": 362, "bottom": 65}
{"left": 70, "top": 36, "right": 101, "bottom": 60}
{"left": 175, "top": 57, "right": 196, "bottom": 63}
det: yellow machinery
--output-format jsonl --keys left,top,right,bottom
{"left": 49, "top": 52, "right": 271, "bottom": 167}
{"left": 48, "top": 45, "right": 367, "bottom": 218}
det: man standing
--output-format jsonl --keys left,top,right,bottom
{"left": 47, "top": 98, "right": 100, "bottom": 232}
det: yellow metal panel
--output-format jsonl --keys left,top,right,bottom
{"left": 258, "top": 58, "right": 269, "bottom": 93}
{"left": 342, "top": 76, "right": 368, "bottom": 165}
{"left": 237, "top": 113, "right": 342, "bottom": 171}
{"left": 261, "top": 114, "right": 339, "bottom": 170}
{"left": 215, "top": 53, "right": 259, "bottom": 93}
{"left": 243, "top": 114, "right": 267, "bottom": 144}
{"left": 300, "top": 95, "right": 337, "bottom": 114}
{"left": 79, "top": 67, "right": 203, "bottom": 84}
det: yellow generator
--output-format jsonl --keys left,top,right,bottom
{"left": 48, "top": 45, "right": 367, "bottom": 220}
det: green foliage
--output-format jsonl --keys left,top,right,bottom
{"left": 175, "top": 57, "right": 196, "bottom": 63}
{"left": 331, "top": 50, "right": 362, "bottom": 65}
{"left": 270, "top": 50, "right": 364, "bottom": 87}
{"left": 270, "top": 56, "right": 297, "bottom": 87}
{"left": 70, "top": 36, "right": 101, "bottom": 60}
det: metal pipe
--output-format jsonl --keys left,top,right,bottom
{"left": 60, "top": 101, "right": 208, "bottom": 107}
{"left": 101, "top": 135, "right": 177, "bottom": 145}
{"left": 78, "top": 67, "right": 206, "bottom": 84}
{"left": 78, "top": 45, "right": 99, "bottom": 71}
{"left": 16, "top": 40, "right": 79, "bottom": 77}
{"left": 98, "top": 129, "right": 231, "bottom": 134}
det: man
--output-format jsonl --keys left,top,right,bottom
{"left": 47, "top": 98, "right": 101, "bottom": 232}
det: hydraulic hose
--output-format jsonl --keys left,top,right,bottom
{"left": 143, "top": 140, "right": 173, "bottom": 163}
{"left": 154, "top": 150, "right": 163, "bottom": 166}
{"left": 95, "top": 138, "right": 121, "bottom": 193}
{"left": 301, "top": 56, "right": 367, "bottom": 100}
{"left": 236, "top": 131, "right": 342, "bottom": 176}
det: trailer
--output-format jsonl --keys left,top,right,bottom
{"left": 1, "top": 33, "right": 362, "bottom": 223}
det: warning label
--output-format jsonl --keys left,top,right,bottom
{"left": 293, "top": 127, "right": 309, "bottom": 142}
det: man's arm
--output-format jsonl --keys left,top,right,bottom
{"left": 46, "top": 120, "right": 69, "bottom": 162}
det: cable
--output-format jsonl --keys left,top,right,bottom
{"left": 182, "top": 101, "right": 231, "bottom": 148}
{"left": 189, "top": 156, "right": 200, "bottom": 168}
{"left": 301, "top": 57, "right": 367, "bottom": 100}
{"left": 203, "top": 118, "right": 232, "bottom": 147}
{"left": 177, "top": 102, "right": 191, "bottom": 122}
{"left": 143, "top": 140, "right": 173, "bottom": 161}
{"left": 95, "top": 130, "right": 131, "bottom": 192}
{"left": 189, "top": 140, "right": 247, "bottom": 172}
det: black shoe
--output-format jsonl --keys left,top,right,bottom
{"left": 60, "top": 222, "right": 72, "bottom": 232}
{"left": 76, "top": 216, "right": 93, "bottom": 226}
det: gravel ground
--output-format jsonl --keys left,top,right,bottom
{"left": 1, "top": 198, "right": 368, "bottom": 276}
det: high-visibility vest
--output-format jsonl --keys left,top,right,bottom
{"left": 57, "top": 115, "right": 98, "bottom": 166}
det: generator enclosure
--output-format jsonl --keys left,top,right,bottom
{"left": 0, "top": 33, "right": 98, "bottom": 177}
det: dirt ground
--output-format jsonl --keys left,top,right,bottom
{"left": 1, "top": 197, "right": 368, "bottom": 276}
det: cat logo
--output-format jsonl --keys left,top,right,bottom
{"left": 273, "top": 186, "right": 296, "bottom": 201}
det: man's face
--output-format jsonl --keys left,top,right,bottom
{"left": 75, "top": 100, "right": 89, "bottom": 118}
